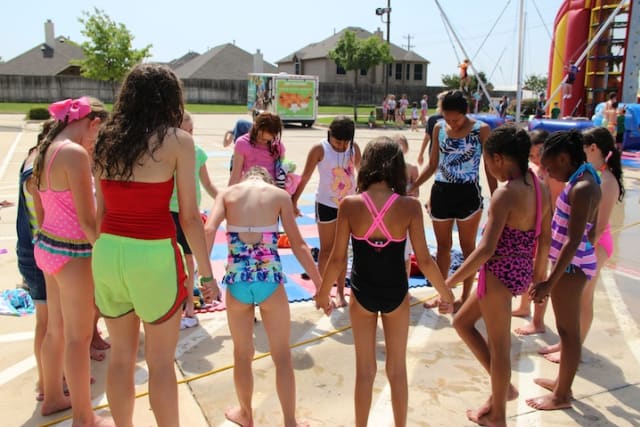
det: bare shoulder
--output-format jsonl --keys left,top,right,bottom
{"left": 600, "top": 170, "right": 619, "bottom": 195}
{"left": 397, "top": 194, "right": 422, "bottom": 212}
{"left": 58, "top": 141, "right": 90, "bottom": 162}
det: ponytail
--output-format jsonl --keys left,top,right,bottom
{"left": 33, "top": 120, "right": 68, "bottom": 187}
{"left": 583, "top": 127, "right": 625, "bottom": 201}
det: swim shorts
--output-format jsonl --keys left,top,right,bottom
{"left": 429, "top": 181, "right": 483, "bottom": 221}
{"left": 93, "top": 233, "right": 187, "bottom": 324}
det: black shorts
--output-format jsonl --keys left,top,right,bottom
{"left": 315, "top": 202, "right": 338, "bottom": 223}
{"left": 171, "top": 211, "right": 192, "bottom": 255}
{"left": 616, "top": 132, "right": 624, "bottom": 144}
{"left": 18, "top": 257, "right": 46, "bottom": 303}
{"left": 429, "top": 181, "right": 483, "bottom": 221}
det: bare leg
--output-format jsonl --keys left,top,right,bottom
{"left": 225, "top": 288, "right": 257, "bottom": 427}
{"left": 104, "top": 313, "right": 140, "bottom": 427}
{"left": 34, "top": 303, "right": 48, "bottom": 400}
{"left": 425, "top": 219, "right": 453, "bottom": 308}
{"left": 143, "top": 309, "right": 182, "bottom": 427}
{"left": 259, "top": 286, "right": 305, "bottom": 427}
{"left": 453, "top": 286, "right": 518, "bottom": 402}
{"left": 527, "top": 271, "right": 586, "bottom": 411}
{"left": 457, "top": 211, "right": 483, "bottom": 310}
{"left": 183, "top": 254, "right": 196, "bottom": 317}
{"left": 466, "top": 271, "right": 513, "bottom": 427}
{"left": 90, "top": 311, "right": 109, "bottom": 361}
{"left": 57, "top": 258, "right": 114, "bottom": 426}
{"left": 515, "top": 297, "right": 547, "bottom": 335}
{"left": 512, "top": 293, "right": 531, "bottom": 318}
{"left": 381, "top": 296, "right": 410, "bottom": 427}
{"left": 349, "top": 295, "right": 379, "bottom": 427}
{"left": 318, "top": 221, "right": 348, "bottom": 308}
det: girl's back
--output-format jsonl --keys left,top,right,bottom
{"left": 502, "top": 174, "right": 542, "bottom": 232}
{"left": 223, "top": 179, "right": 283, "bottom": 228}
{"left": 345, "top": 192, "right": 416, "bottom": 242}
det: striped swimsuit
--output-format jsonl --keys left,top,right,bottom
{"left": 549, "top": 163, "right": 601, "bottom": 280}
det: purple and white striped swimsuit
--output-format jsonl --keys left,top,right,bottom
{"left": 549, "top": 163, "right": 600, "bottom": 280}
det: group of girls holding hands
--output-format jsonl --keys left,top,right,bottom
{"left": 23, "top": 75, "right": 623, "bottom": 427}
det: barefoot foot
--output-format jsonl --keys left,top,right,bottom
{"left": 91, "top": 331, "right": 110, "bottom": 351}
{"left": 90, "top": 346, "right": 106, "bottom": 361}
{"left": 467, "top": 403, "right": 507, "bottom": 427}
{"left": 514, "top": 322, "right": 546, "bottom": 336}
{"left": 41, "top": 395, "right": 72, "bottom": 416}
{"left": 225, "top": 407, "right": 253, "bottom": 427}
{"left": 511, "top": 308, "right": 531, "bottom": 318}
{"left": 526, "top": 393, "right": 572, "bottom": 411}
{"left": 508, "top": 383, "right": 519, "bottom": 401}
{"left": 543, "top": 351, "right": 561, "bottom": 364}
{"left": 538, "top": 342, "right": 561, "bottom": 355}
{"left": 533, "top": 378, "right": 573, "bottom": 397}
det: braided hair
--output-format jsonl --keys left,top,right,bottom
{"left": 541, "top": 130, "right": 586, "bottom": 168}
{"left": 485, "top": 124, "right": 531, "bottom": 184}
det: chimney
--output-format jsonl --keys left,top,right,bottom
{"left": 253, "top": 49, "right": 264, "bottom": 73}
{"left": 375, "top": 27, "right": 384, "bottom": 41}
{"left": 44, "top": 19, "right": 55, "bottom": 47}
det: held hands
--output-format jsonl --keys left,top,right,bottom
{"left": 199, "top": 276, "right": 221, "bottom": 304}
{"left": 314, "top": 293, "right": 334, "bottom": 316}
{"left": 437, "top": 287, "right": 456, "bottom": 315}
{"left": 529, "top": 281, "right": 551, "bottom": 304}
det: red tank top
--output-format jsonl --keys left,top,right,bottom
{"left": 100, "top": 178, "right": 176, "bottom": 239}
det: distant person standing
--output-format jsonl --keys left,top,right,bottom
{"left": 551, "top": 102, "right": 561, "bottom": 119}
{"left": 535, "top": 93, "right": 546, "bottom": 119}
{"left": 420, "top": 94, "right": 429, "bottom": 126}
{"left": 616, "top": 105, "right": 626, "bottom": 151}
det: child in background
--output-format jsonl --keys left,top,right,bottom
{"left": 551, "top": 102, "right": 561, "bottom": 119}
{"left": 368, "top": 110, "right": 376, "bottom": 129}
{"left": 316, "top": 136, "right": 454, "bottom": 427}
{"left": 513, "top": 130, "right": 567, "bottom": 336}
{"left": 526, "top": 130, "right": 602, "bottom": 411}
{"left": 32, "top": 97, "right": 111, "bottom": 425}
{"left": 16, "top": 120, "right": 53, "bottom": 403}
{"left": 204, "top": 166, "right": 321, "bottom": 427}
{"left": 410, "top": 102, "right": 419, "bottom": 131}
{"left": 459, "top": 59, "right": 471, "bottom": 91}
{"left": 616, "top": 106, "right": 626, "bottom": 151}
{"left": 393, "top": 134, "right": 419, "bottom": 279}
{"left": 292, "top": 116, "right": 361, "bottom": 308}
{"left": 170, "top": 111, "right": 218, "bottom": 321}
{"left": 447, "top": 125, "right": 551, "bottom": 426}
{"left": 538, "top": 127, "right": 625, "bottom": 364}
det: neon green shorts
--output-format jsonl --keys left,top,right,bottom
{"left": 93, "top": 233, "right": 187, "bottom": 324}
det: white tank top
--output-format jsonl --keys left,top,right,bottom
{"left": 315, "top": 139, "right": 356, "bottom": 208}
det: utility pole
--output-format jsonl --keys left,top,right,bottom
{"left": 403, "top": 34, "right": 414, "bottom": 51}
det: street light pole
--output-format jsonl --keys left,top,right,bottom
{"left": 376, "top": 2, "right": 392, "bottom": 98}
{"left": 385, "top": 0, "right": 391, "bottom": 98}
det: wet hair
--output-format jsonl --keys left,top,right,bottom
{"left": 34, "top": 97, "right": 107, "bottom": 186}
{"left": 441, "top": 90, "right": 468, "bottom": 114}
{"left": 248, "top": 111, "right": 283, "bottom": 158}
{"left": 357, "top": 136, "right": 406, "bottom": 195}
{"left": 541, "top": 130, "right": 586, "bottom": 167}
{"left": 528, "top": 129, "right": 549, "bottom": 146}
{"left": 243, "top": 165, "right": 274, "bottom": 184}
{"left": 95, "top": 64, "right": 184, "bottom": 180}
{"left": 485, "top": 124, "right": 531, "bottom": 182}
{"left": 582, "top": 127, "right": 625, "bottom": 201}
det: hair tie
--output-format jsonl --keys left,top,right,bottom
{"left": 48, "top": 97, "right": 91, "bottom": 123}
{"left": 604, "top": 150, "right": 613, "bottom": 163}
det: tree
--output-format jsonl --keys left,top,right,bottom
{"left": 75, "top": 8, "right": 152, "bottom": 97}
{"left": 329, "top": 30, "right": 392, "bottom": 121}
{"left": 524, "top": 74, "right": 548, "bottom": 95}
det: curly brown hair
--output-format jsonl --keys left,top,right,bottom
{"left": 357, "top": 136, "right": 407, "bottom": 195}
{"left": 248, "top": 112, "right": 283, "bottom": 159}
{"left": 94, "top": 64, "right": 184, "bottom": 180}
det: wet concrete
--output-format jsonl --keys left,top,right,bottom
{"left": 0, "top": 113, "right": 639, "bottom": 426}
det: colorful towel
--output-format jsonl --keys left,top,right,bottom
{"left": 0, "top": 289, "right": 35, "bottom": 316}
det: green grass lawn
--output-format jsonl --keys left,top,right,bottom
{"left": 0, "top": 102, "right": 372, "bottom": 116}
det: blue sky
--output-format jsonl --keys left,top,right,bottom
{"left": 0, "top": 0, "right": 562, "bottom": 88}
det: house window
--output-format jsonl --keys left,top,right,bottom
{"left": 406, "top": 63, "right": 411, "bottom": 80}
{"left": 360, "top": 68, "right": 367, "bottom": 76}
{"left": 337, "top": 65, "right": 346, "bottom": 75}
{"left": 414, "top": 64, "right": 423, "bottom": 80}
{"left": 395, "top": 63, "right": 403, "bottom": 80}
{"left": 293, "top": 56, "right": 301, "bottom": 75}
{"left": 387, "top": 63, "right": 393, "bottom": 76}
